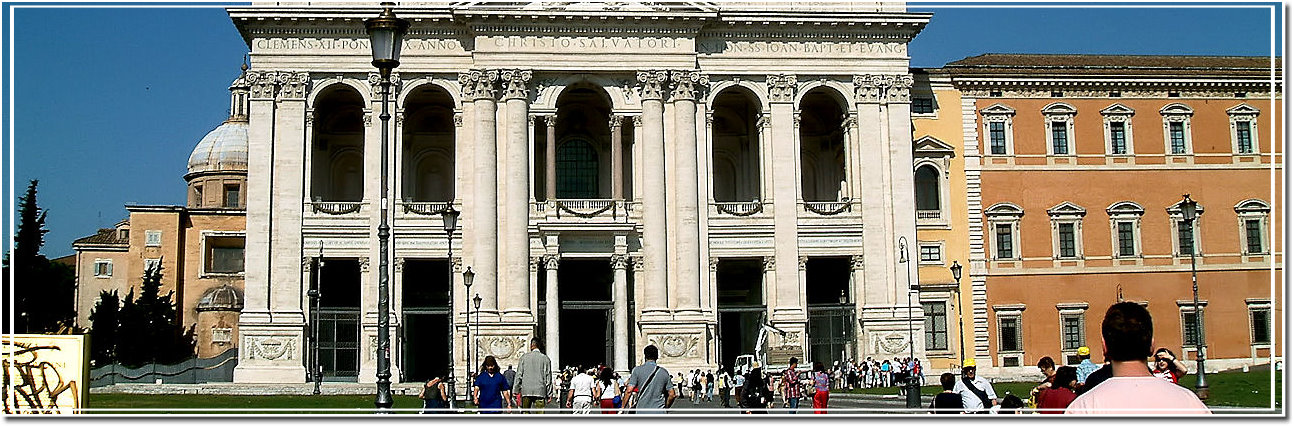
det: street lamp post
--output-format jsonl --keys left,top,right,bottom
{"left": 473, "top": 293, "right": 482, "bottom": 376}
{"left": 364, "top": 2, "right": 409, "bottom": 411}
{"left": 463, "top": 267, "right": 476, "bottom": 386}
{"left": 898, "top": 237, "right": 921, "bottom": 408}
{"left": 309, "top": 245, "right": 323, "bottom": 395}
{"left": 442, "top": 208, "right": 459, "bottom": 409}
{"left": 1180, "top": 194, "right": 1208, "bottom": 400}
{"left": 950, "top": 262, "right": 965, "bottom": 369}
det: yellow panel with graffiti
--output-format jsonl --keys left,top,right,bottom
{"left": 3, "top": 334, "right": 89, "bottom": 414}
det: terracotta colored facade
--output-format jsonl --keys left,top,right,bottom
{"left": 948, "top": 54, "right": 1282, "bottom": 375}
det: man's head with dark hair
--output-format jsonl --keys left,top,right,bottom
{"left": 1037, "top": 356, "right": 1055, "bottom": 370}
{"left": 940, "top": 372, "right": 956, "bottom": 391}
{"left": 644, "top": 344, "right": 659, "bottom": 361}
{"left": 530, "top": 338, "right": 542, "bottom": 351}
{"left": 789, "top": 357, "right": 798, "bottom": 367}
{"left": 1053, "top": 366, "right": 1078, "bottom": 390}
{"left": 1101, "top": 301, "right": 1154, "bottom": 362}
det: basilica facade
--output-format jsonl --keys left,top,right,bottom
{"left": 228, "top": 2, "right": 930, "bottom": 384}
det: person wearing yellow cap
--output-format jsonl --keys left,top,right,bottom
{"left": 951, "top": 358, "right": 997, "bottom": 413}
{"left": 1074, "top": 346, "right": 1099, "bottom": 386}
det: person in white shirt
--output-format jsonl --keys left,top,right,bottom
{"left": 951, "top": 358, "right": 997, "bottom": 413}
{"left": 1065, "top": 302, "right": 1211, "bottom": 415}
{"left": 567, "top": 367, "right": 598, "bottom": 414}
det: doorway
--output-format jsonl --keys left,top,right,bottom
{"left": 401, "top": 259, "right": 451, "bottom": 383}
{"left": 316, "top": 258, "right": 361, "bottom": 380}
{"left": 557, "top": 259, "right": 614, "bottom": 370}
{"left": 716, "top": 258, "right": 765, "bottom": 372}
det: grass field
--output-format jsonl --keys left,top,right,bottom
{"left": 835, "top": 370, "right": 1282, "bottom": 409}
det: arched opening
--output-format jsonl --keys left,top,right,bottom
{"left": 915, "top": 164, "right": 941, "bottom": 212}
{"left": 551, "top": 84, "right": 615, "bottom": 200}
{"left": 799, "top": 88, "right": 848, "bottom": 202}
{"left": 711, "top": 87, "right": 763, "bottom": 202}
{"left": 401, "top": 84, "right": 455, "bottom": 202}
{"left": 310, "top": 85, "right": 365, "bottom": 202}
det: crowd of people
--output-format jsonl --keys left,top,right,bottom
{"left": 417, "top": 302, "right": 1210, "bottom": 415}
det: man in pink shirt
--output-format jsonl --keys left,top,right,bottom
{"left": 1065, "top": 302, "right": 1211, "bottom": 415}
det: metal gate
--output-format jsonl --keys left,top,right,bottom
{"left": 808, "top": 305, "right": 855, "bottom": 367}
{"left": 318, "top": 309, "right": 360, "bottom": 378}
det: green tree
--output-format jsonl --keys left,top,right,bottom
{"left": 113, "top": 263, "right": 196, "bottom": 367}
{"left": 88, "top": 290, "right": 121, "bottom": 367}
{"left": 3, "top": 179, "right": 75, "bottom": 333}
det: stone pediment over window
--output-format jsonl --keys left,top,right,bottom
{"left": 980, "top": 103, "right": 1016, "bottom": 116}
{"left": 1234, "top": 198, "right": 1270, "bottom": 214}
{"left": 1160, "top": 103, "right": 1194, "bottom": 117}
{"left": 913, "top": 135, "right": 956, "bottom": 158}
{"left": 1101, "top": 103, "right": 1135, "bottom": 116}
{"left": 1047, "top": 201, "right": 1087, "bottom": 218}
{"left": 1041, "top": 102, "right": 1077, "bottom": 116}
{"left": 985, "top": 202, "right": 1024, "bottom": 218}
{"left": 1106, "top": 201, "right": 1144, "bottom": 216}
{"left": 1227, "top": 103, "right": 1261, "bottom": 116}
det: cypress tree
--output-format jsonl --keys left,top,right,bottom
{"left": 88, "top": 290, "right": 120, "bottom": 367}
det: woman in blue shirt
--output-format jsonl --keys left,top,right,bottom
{"left": 473, "top": 355, "right": 513, "bottom": 413}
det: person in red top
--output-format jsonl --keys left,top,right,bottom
{"left": 1151, "top": 348, "right": 1188, "bottom": 384}
{"left": 1036, "top": 366, "right": 1078, "bottom": 413}
{"left": 781, "top": 357, "right": 803, "bottom": 413}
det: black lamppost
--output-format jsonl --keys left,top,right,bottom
{"left": 1180, "top": 194, "right": 1208, "bottom": 399}
{"left": 950, "top": 261, "right": 965, "bottom": 369}
{"left": 364, "top": 2, "right": 409, "bottom": 411}
{"left": 309, "top": 245, "right": 324, "bottom": 395}
{"left": 898, "top": 236, "right": 921, "bottom": 408}
{"left": 463, "top": 267, "right": 476, "bottom": 384}
{"left": 473, "top": 293, "right": 483, "bottom": 376}
{"left": 442, "top": 208, "right": 459, "bottom": 409}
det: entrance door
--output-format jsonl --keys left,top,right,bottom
{"left": 557, "top": 259, "right": 614, "bottom": 370}
{"left": 715, "top": 258, "right": 765, "bottom": 372}
{"left": 401, "top": 259, "right": 451, "bottom": 382}
{"left": 315, "top": 258, "right": 361, "bottom": 380}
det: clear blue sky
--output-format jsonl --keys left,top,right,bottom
{"left": 2, "top": 3, "right": 1283, "bottom": 258}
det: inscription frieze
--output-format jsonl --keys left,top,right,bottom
{"left": 253, "top": 37, "right": 464, "bottom": 53}
{"left": 699, "top": 40, "right": 906, "bottom": 56}
{"left": 482, "top": 36, "right": 685, "bottom": 52}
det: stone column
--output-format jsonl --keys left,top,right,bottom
{"left": 636, "top": 70, "right": 669, "bottom": 316}
{"left": 767, "top": 75, "right": 803, "bottom": 320}
{"left": 762, "top": 256, "right": 778, "bottom": 310}
{"left": 610, "top": 115, "right": 624, "bottom": 200}
{"left": 501, "top": 69, "right": 533, "bottom": 319}
{"left": 459, "top": 70, "right": 500, "bottom": 312}
{"left": 670, "top": 70, "right": 707, "bottom": 315}
{"left": 544, "top": 254, "right": 561, "bottom": 370}
{"left": 545, "top": 115, "right": 557, "bottom": 201}
{"left": 611, "top": 254, "right": 629, "bottom": 373}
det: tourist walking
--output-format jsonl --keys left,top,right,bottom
{"left": 930, "top": 373, "right": 963, "bottom": 414}
{"left": 1065, "top": 302, "right": 1211, "bottom": 414}
{"left": 811, "top": 361, "right": 830, "bottom": 414}
{"left": 1036, "top": 366, "right": 1078, "bottom": 414}
{"left": 691, "top": 369, "right": 702, "bottom": 404}
{"left": 567, "top": 367, "right": 597, "bottom": 414}
{"left": 473, "top": 355, "right": 513, "bottom": 414}
{"left": 625, "top": 345, "right": 676, "bottom": 414}
{"left": 706, "top": 370, "right": 715, "bottom": 401}
{"left": 880, "top": 359, "right": 891, "bottom": 387}
{"left": 781, "top": 357, "right": 803, "bottom": 413}
{"left": 419, "top": 377, "right": 448, "bottom": 414}
{"left": 596, "top": 367, "right": 620, "bottom": 414}
{"left": 952, "top": 358, "right": 997, "bottom": 413}
{"left": 515, "top": 338, "right": 552, "bottom": 412}
{"left": 738, "top": 363, "right": 770, "bottom": 414}
{"left": 717, "top": 367, "right": 732, "bottom": 408}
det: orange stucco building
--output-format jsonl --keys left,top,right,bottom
{"left": 946, "top": 54, "right": 1282, "bottom": 375}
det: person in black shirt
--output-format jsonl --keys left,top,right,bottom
{"left": 1075, "top": 363, "right": 1113, "bottom": 396}
{"left": 930, "top": 373, "right": 963, "bottom": 414}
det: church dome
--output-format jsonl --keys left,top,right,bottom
{"left": 196, "top": 284, "right": 244, "bottom": 312}
{"left": 187, "top": 64, "right": 251, "bottom": 176}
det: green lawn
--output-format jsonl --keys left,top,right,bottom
{"left": 834, "top": 370, "right": 1282, "bottom": 409}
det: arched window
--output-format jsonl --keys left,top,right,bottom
{"left": 914, "top": 165, "right": 940, "bottom": 211}
{"left": 557, "top": 139, "right": 598, "bottom": 198}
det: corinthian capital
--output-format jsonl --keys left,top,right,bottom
{"left": 884, "top": 74, "right": 914, "bottom": 104}
{"left": 766, "top": 74, "right": 798, "bottom": 103}
{"left": 276, "top": 72, "right": 310, "bottom": 100}
{"left": 636, "top": 70, "right": 669, "bottom": 101}
{"left": 670, "top": 70, "right": 708, "bottom": 102}
{"left": 458, "top": 69, "right": 499, "bottom": 101}
{"left": 499, "top": 69, "right": 533, "bottom": 100}
{"left": 368, "top": 71, "right": 403, "bottom": 98}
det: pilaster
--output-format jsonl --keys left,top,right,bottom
{"left": 767, "top": 74, "right": 803, "bottom": 322}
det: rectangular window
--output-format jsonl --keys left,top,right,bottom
{"left": 999, "top": 316, "right": 1022, "bottom": 352}
{"left": 1110, "top": 122, "right": 1127, "bottom": 154}
{"left": 1058, "top": 223, "right": 1076, "bottom": 258}
{"left": 144, "top": 258, "right": 161, "bottom": 273}
{"left": 1251, "top": 309, "right": 1271, "bottom": 345}
{"left": 1245, "top": 219, "right": 1264, "bottom": 254}
{"left": 922, "top": 302, "right": 949, "bottom": 351}
{"left": 995, "top": 224, "right": 1014, "bottom": 259}
{"left": 1061, "top": 314, "right": 1084, "bottom": 350}
{"left": 1051, "top": 122, "right": 1069, "bottom": 154}
{"left": 912, "top": 97, "right": 934, "bottom": 114}
{"left": 1178, "top": 221, "right": 1194, "bottom": 256}
{"left": 919, "top": 244, "right": 942, "bottom": 263}
{"left": 989, "top": 122, "right": 1006, "bottom": 155}
{"left": 145, "top": 230, "right": 162, "bottom": 247}
{"left": 1117, "top": 222, "right": 1136, "bottom": 257}
{"left": 212, "top": 327, "right": 233, "bottom": 344}
{"left": 1236, "top": 121, "right": 1253, "bottom": 154}
{"left": 93, "top": 259, "right": 113, "bottom": 277}
{"left": 1170, "top": 122, "right": 1187, "bottom": 154}
{"left": 223, "top": 184, "right": 241, "bottom": 208}
{"left": 206, "top": 236, "right": 246, "bottom": 274}
{"left": 1182, "top": 311, "right": 1203, "bottom": 347}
